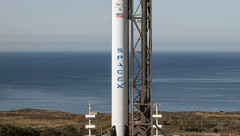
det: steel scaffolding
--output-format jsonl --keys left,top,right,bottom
{"left": 129, "top": 0, "right": 153, "bottom": 135}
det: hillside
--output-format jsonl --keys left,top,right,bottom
{"left": 0, "top": 109, "right": 240, "bottom": 135}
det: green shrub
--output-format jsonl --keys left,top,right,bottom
{"left": 61, "top": 126, "right": 79, "bottom": 136}
{"left": 0, "top": 124, "right": 82, "bottom": 136}
{"left": 213, "top": 128, "right": 218, "bottom": 133}
{"left": 0, "top": 124, "right": 40, "bottom": 136}
{"left": 39, "top": 128, "right": 61, "bottom": 136}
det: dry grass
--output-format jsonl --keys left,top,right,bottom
{"left": 0, "top": 109, "right": 84, "bottom": 129}
{"left": 196, "top": 112, "right": 240, "bottom": 118}
{"left": 0, "top": 108, "right": 112, "bottom": 135}
{"left": 1, "top": 109, "right": 240, "bottom": 135}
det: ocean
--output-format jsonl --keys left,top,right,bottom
{"left": 0, "top": 52, "right": 239, "bottom": 114}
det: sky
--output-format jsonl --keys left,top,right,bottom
{"left": 0, "top": 0, "right": 240, "bottom": 52}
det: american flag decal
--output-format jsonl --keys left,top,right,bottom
{"left": 116, "top": 13, "right": 124, "bottom": 18}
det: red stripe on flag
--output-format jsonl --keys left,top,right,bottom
{"left": 116, "top": 13, "right": 124, "bottom": 18}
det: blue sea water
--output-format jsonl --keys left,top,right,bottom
{"left": 0, "top": 52, "right": 239, "bottom": 114}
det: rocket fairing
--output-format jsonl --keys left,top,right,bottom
{"left": 111, "top": 0, "right": 129, "bottom": 135}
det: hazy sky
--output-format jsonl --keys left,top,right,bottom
{"left": 0, "top": 0, "right": 240, "bottom": 52}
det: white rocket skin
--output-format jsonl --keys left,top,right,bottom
{"left": 112, "top": 0, "right": 129, "bottom": 135}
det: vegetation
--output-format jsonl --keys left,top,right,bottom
{"left": 213, "top": 128, "right": 218, "bottom": 133}
{"left": 0, "top": 124, "right": 80, "bottom": 136}
{"left": 184, "top": 127, "right": 205, "bottom": 132}
{"left": 0, "top": 124, "right": 39, "bottom": 136}
{"left": 1, "top": 109, "right": 240, "bottom": 135}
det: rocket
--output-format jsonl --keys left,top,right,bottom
{"left": 111, "top": 0, "right": 129, "bottom": 135}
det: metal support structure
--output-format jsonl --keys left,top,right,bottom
{"left": 85, "top": 103, "right": 96, "bottom": 136}
{"left": 153, "top": 103, "right": 162, "bottom": 136}
{"left": 130, "top": 0, "right": 153, "bottom": 135}
{"left": 153, "top": 122, "right": 167, "bottom": 136}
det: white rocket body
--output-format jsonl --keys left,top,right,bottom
{"left": 111, "top": 0, "right": 129, "bottom": 135}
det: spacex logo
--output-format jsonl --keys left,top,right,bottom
{"left": 116, "top": 48, "right": 124, "bottom": 89}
